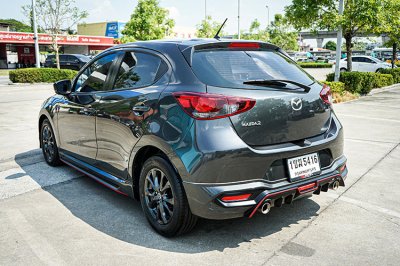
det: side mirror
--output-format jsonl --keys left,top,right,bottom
{"left": 54, "top": 79, "right": 72, "bottom": 95}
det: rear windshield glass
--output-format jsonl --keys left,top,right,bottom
{"left": 191, "top": 50, "right": 315, "bottom": 88}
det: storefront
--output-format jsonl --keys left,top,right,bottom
{"left": 0, "top": 31, "right": 114, "bottom": 69}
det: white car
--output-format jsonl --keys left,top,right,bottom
{"left": 332, "top": 55, "right": 394, "bottom": 72}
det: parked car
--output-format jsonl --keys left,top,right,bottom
{"left": 333, "top": 55, "right": 394, "bottom": 72}
{"left": 39, "top": 40, "right": 347, "bottom": 236}
{"left": 44, "top": 54, "right": 91, "bottom": 70}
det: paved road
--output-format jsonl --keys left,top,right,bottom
{"left": 0, "top": 84, "right": 399, "bottom": 265}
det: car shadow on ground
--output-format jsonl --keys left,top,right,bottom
{"left": 13, "top": 149, "right": 321, "bottom": 254}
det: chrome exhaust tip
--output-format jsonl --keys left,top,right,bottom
{"left": 332, "top": 180, "right": 340, "bottom": 190}
{"left": 259, "top": 200, "right": 272, "bottom": 215}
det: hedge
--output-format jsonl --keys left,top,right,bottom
{"left": 299, "top": 63, "right": 333, "bottom": 68}
{"left": 326, "top": 72, "right": 395, "bottom": 95}
{"left": 9, "top": 68, "right": 78, "bottom": 83}
{"left": 379, "top": 68, "right": 400, "bottom": 83}
{"left": 322, "top": 81, "right": 345, "bottom": 94}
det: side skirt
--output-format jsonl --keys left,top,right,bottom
{"left": 60, "top": 153, "right": 133, "bottom": 197}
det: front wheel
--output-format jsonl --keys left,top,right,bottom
{"left": 139, "top": 156, "right": 197, "bottom": 237}
{"left": 40, "top": 119, "right": 62, "bottom": 166}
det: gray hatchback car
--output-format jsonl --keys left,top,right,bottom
{"left": 39, "top": 39, "right": 347, "bottom": 236}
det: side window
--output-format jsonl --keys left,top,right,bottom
{"left": 352, "top": 57, "right": 361, "bottom": 62}
{"left": 113, "top": 51, "right": 166, "bottom": 90}
{"left": 74, "top": 53, "right": 118, "bottom": 93}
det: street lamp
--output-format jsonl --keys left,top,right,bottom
{"left": 205, "top": 0, "right": 207, "bottom": 21}
{"left": 32, "top": 0, "right": 40, "bottom": 68}
{"left": 238, "top": 0, "right": 241, "bottom": 39}
{"left": 266, "top": 5, "right": 270, "bottom": 27}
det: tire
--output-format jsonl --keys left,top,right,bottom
{"left": 340, "top": 68, "right": 347, "bottom": 72}
{"left": 40, "top": 119, "right": 62, "bottom": 166}
{"left": 376, "top": 68, "right": 383, "bottom": 73}
{"left": 139, "top": 156, "right": 197, "bottom": 237}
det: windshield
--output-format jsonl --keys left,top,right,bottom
{"left": 191, "top": 50, "right": 315, "bottom": 89}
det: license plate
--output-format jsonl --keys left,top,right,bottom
{"left": 287, "top": 153, "right": 321, "bottom": 180}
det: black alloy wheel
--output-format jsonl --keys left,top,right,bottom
{"left": 40, "top": 119, "right": 61, "bottom": 166}
{"left": 139, "top": 156, "right": 197, "bottom": 237}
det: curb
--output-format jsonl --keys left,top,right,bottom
{"left": 368, "top": 83, "right": 400, "bottom": 96}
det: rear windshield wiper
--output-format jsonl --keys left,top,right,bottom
{"left": 243, "top": 79, "right": 311, "bottom": 92}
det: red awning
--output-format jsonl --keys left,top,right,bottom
{"left": 0, "top": 31, "right": 114, "bottom": 47}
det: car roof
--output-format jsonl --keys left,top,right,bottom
{"left": 107, "top": 38, "right": 280, "bottom": 53}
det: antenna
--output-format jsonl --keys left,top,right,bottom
{"left": 214, "top": 18, "right": 228, "bottom": 40}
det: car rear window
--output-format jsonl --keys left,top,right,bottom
{"left": 191, "top": 50, "right": 315, "bottom": 88}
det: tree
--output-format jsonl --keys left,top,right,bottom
{"left": 324, "top": 41, "right": 336, "bottom": 51}
{"left": 376, "top": 0, "right": 400, "bottom": 68}
{"left": 0, "top": 19, "right": 32, "bottom": 32}
{"left": 22, "top": 0, "right": 88, "bottom": 69}
{"left": 241, "top": 19, "right": 269, "bottom": 41}
{"left": 285, "top": 0, "right": 383, "bottom": 71}
{"left": 268, "top": 14, "right": 299, "bottom": 51}
{"left": 122, "top": 0, "right": 174, "bottom": 41}
{"left": 196, "top": 16, "right": 224, "bottom": 38}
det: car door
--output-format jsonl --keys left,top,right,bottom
{"left": 363, "top": 57, "right": 378, "bottom": 72}
{"left": 94, "top": 49, "right": 170, "bottom": 179}
{"left": 56, "top": 52, "right": 120, "bottom": 165}
{"left": 351, "top": 57, "right": 361, "bottom": 71}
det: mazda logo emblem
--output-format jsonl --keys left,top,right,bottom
{"left": 291, "top": 97, "right": 302, "bottom": 111}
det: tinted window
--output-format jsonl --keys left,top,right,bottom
{"left": 66, "top": 55, "right": 77, "bottom": 63}
{"left": 59, "top": 55, "right": 68, "bottom": 62}
{"left": 113, "top": 52, "right": 165, "bottom": 90}
{"left": 191, "top": 50, "right": 314, "bottom": 88}
{"left": 352, "top": 57, "right": 362, "bottom": 62}
{"left": 74, "top": 53, "right": 118, "bottom": 92}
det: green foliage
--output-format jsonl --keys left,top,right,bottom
{"left": 268, "top": 14, "right": 299, "bottom": 51}
{"left": 285, "top": 0, "right": 383, "bottom": 71}
{"left": 373, "top": 73, "right": 394, "bottom": 88}
{"left": 122, "top": 0, "right": 175, "bottom": 41}
{"left": 9, "top": 68, "right": 77, "bottom": 83}
{"left": 299, "top": 63, "right": 333, "bottom": 68}
{"left": 0, "top": 19, "right": 32, "bottom": 32}
{"left": 322, "top": 81, "right": 345, "bottom": 94}
{"left": 326, "top": 72, "right": 395, "bottom": 95}
{"left": 241, "top": 19, "right": 269, "bottom": 41}
{"left": 196, "top": 16, "right": 224, "bottom": 38}
{"left": 323, "top": 41, "right": 336, "bottom": 51}
{"left": 379, "top": 68, "right": 400, "bottom": 83}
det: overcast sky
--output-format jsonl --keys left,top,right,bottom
{"left": 2, "top": 0, "right": 292, "bottom": 34}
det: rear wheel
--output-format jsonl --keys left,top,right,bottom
{"left": 139, "top": 156, "right": 197, "bottom": 237}
{"left": 40, "top": 119, "right": 62, "bottom": 166}
{"left": 340, "top": 68, "right": 347, "bottom": 72}
{"left": 376, "top": 68, "right": 383, "bottom": 73}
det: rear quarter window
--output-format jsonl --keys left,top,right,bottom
{"left": 191, "top": 50, "right": 315, "bottom": 88}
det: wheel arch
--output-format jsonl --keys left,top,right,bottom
{"left": 38, "top": 112, "right": 58, "bottom": 148}
{"left": 128, "top": 137, "right": 189, "bottom": 200}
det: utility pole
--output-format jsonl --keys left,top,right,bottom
{"left": 334, "top": 0, "right": 344, "bottom": 81}
{"left": 32, "top": 0, "right": 40, "bottom": 68}
{"left": 238, "top": 0, "right": 241, "bottom": 39}
{"left": 266, "top": 5, "right": 270, "bottom": 27}
{"left": 204, "top": 0, "right": 207, "bottom": 21}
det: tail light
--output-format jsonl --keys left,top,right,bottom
{"left": 173, "top": 92, "right": 256, "bottom": 120}
{"left": 320, "top": 84, "right": 333, "bottom": 105}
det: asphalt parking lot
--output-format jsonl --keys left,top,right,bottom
{"left": 0, "top": 82, "right": 399, "bottom": 265}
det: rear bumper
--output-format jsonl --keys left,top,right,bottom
{"left": 183, "top": 155, "right": 347, "bottom": 220}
